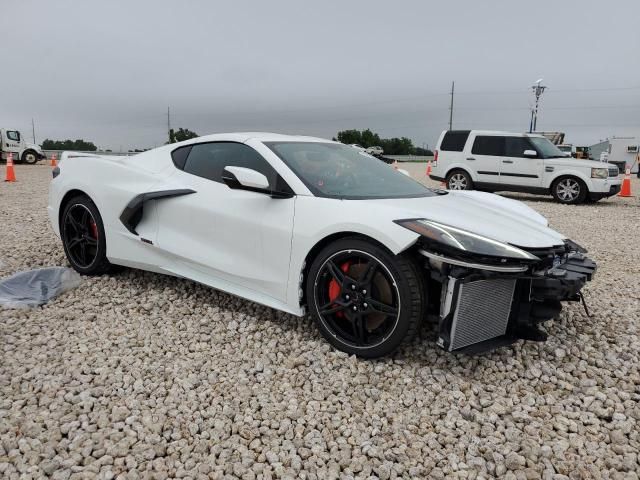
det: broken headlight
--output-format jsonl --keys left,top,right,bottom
{"left": 395, "top": 219, "right": 540, "bottom": 262}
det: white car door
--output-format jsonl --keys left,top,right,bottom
{"left": 154, "top": 142, "right": 296, "bottom": 302}
{"left": 499, "top": 137, "right": 543, "bottom": 188}
{"left": 467, "top": 135, "right": 502, "bottom": 185}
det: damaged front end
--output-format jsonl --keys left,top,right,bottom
{"left": 395, "top": 219, "right": 596, "bottom": 353}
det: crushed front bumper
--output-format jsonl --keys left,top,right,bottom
{"left": 432, "top": 252, "right": 596, "bottom": 353}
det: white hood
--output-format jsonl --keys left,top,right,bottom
{"left": 377, "top": 191, "right": 566, "bottom": 249}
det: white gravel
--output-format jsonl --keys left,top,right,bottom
{"left": 1, "top": 163, "right": 639, "bottom": 479}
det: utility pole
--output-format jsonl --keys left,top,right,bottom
{"left": 31, "top": 118, "right": 36, "bottom": 143}
{"left": 529, "top": 79, "right": 547, "bottom": 133}
{"left": 167, "top": 106, "right": 171, "bottom": 141}
{"left": 448, "top": 81, "right": 455, "bottom": 130}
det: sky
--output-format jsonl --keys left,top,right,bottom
{"left": 2, "top": 0, "right": 639, "bottom": 151}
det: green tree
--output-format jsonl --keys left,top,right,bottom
{"left": 41, "top": 139, "right": 97, "bottom": 151}
{"left": 168, "top": 127, "right": 199, "bottom": 144}
{"left": 335, "top": 129, "right": 422, "bottom": 155}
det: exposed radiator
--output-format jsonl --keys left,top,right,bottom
{"left": 449, "top": 278, "right": 516, "bottom": 351}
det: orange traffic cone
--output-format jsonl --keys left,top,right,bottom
{"left": 4, "top": 152, "right": 16, "bottom": 182}
{"left": 619, "top": 168, "right": 632, "bottom": 197}
{"left": 50, "top": 154, "right": 57, "bottom": 167}
{"left": 426, "top": 160, "right": 432, "bottom": 176}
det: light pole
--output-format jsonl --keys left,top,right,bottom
{"left": 529, "top": 78, "right": 546, "bottom": 133}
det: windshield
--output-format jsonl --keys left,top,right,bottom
{"left": 265, "top": 142, "right": 436, "bottom": 199}
{"left": 529, "top": 137, "right": 565, "bottom": 158}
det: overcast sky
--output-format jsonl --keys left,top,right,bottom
{"left": 2, "top": 0, "right": 639, "bottom": 150}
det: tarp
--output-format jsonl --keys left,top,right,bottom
{"left": 0, "top": 267, "right": 82, "bottom": 309}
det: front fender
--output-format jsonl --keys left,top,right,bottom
{"left": 547, "top": 168, "right": 592, "bottom": 189}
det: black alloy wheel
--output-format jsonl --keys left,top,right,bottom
{"left": 61, "top": 195, "right": 113, "bottom": 274}
{"left": 307, "top": 237, "right": 424, "bottom": 358}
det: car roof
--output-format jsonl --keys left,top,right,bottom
{"left": 465, "top": 130, "right": 536, "bottom": 137}
{"left": 191, "top": 132, "right": 336, "bottom": 144}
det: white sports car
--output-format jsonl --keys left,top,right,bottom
{"left": 48, "top": 133, "right": 596, "bottom": 358}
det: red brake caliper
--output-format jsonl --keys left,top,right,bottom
{"left": 89, "top": 220, "right": 98, "bottom": 239}
{"left": 328, "top": 261, "right": 351, "bottom": 318}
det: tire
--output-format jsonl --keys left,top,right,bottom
{"left": 21, "top": 150, "right": 38, "bottom": 165}
{"left": 446, "top": 170, "right": 473, "bottom": 190}
{"left": 551, "top": 176, "right": 587, "bottom": 204}
{"left": 306, "top": 236, "right": 425, "bottom": 358}
{"left": 60, "top": 195, "right": 113, "bottom": 275}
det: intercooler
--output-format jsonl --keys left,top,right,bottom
{"left": 448, "top": 278, "right": 516, "bottom": 351}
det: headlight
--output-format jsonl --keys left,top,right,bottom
{"left": 395, "top": 219, "right": 540, "bottom": 261}
{"left": 591, "top": 168, "right": 608, "bottom": 179}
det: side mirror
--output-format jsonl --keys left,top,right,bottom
{"left": 222, "top": 166, "right": 269, "bottom": 190}
{"left": 523, "top": 149, "right": 538, "bottom": 158}
{"left": 221, "top": 166, "right": 293, "bottom": 199}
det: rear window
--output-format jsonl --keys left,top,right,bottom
{"left": 440, "top": 131, "right": 470, "bottom": 151}
{"left": 171, "top": 145, "right": 192, "bottom": 169}
{"left": 472, "top": 136, "right": 504, "bottom": 156}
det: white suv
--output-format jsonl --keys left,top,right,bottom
{"left": 430, "top": 130, "right": 622, "bottom": 204}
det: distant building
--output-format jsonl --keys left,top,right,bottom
{"left": 589, "top": 140, "right": 609, "bottom": 162}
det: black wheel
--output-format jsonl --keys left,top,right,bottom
{"left": 446, "top": 170, "right": 473, "bottom": 190}
{"left": 552, "top": 176, "right": 587, "bottom": 204}
{"left": 61, "top": 195, "right": 113, "bottom": 275}
{"left": 306, "top": 237, "right": 425, "bottom": 358}
{"left": 21, "top": 150, "right": 38, "bottom": 165}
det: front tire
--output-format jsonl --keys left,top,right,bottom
{"left": 306, "top": 237, "right": 425, "bottom": 358}
{"left": 60, "top": 195, "right": 113, "bottom": 275}
{"left": 446, "top": 170, "right": 473, "bottom": 190}
{"left": 552, "top": 176, "right": 587, "bottom": 204}
{"left": 21, "top": 150, "right": 38, "bottom": 165}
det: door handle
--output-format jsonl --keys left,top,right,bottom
{"left": 502, "top": 160, "right": 514, "bottom": 164}
{"left": 466, "top": 157, "right": 476, "bottom": 161}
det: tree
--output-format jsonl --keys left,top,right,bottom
{"left": 335, "top": 129, "right": 425, "bottom": 155}
{"left": 41, "top": 139, "right": 97, "bottom": 151}
{"left": 168, "top": 127, "right": 198, "bottom": 144}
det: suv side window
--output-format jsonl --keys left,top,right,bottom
{"left": 183, "top": 142, "right": 280, "bottom": 188}
{"left": 440, "top": 130, "right": 470, "bottom": 151}
{"left": 6, "top": 131, "right": 20, "bottom": 142}
{"left": 471, "top": 136, "right": 504, "bottom": 156}
{"left": 504, "top": 137, "right": 533, "bottom": 158}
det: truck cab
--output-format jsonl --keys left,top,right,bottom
{"left": 0, "top": 129, "right": 45, "bottom": 164}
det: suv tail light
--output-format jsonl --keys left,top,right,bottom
{"left": 433, "top": 150, "right": 438, "bottom": 166}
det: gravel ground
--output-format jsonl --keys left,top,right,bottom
{"left": 1, "top": 163, "right": 639, "bottom": 480}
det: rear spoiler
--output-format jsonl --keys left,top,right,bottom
{"left": 59, "top": 151, "right": 129, "bottom": 164}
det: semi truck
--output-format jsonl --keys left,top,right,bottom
{"left": 0, "top": 128, "right": 46, "bottom": 164}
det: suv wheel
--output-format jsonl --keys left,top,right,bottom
{"left": 552, "top": 177, "right": 587, "bottom": 204}
{"left": 446, "top": 170, "right": 473, "bottom": 190}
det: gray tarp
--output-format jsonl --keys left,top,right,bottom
{"left": 0, "top": 267, "right": 81, "bottom": 309}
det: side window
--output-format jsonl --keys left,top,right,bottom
{"left": 183, "top": 142, "right": 277, "bottom": 186}
{"left": 471, "top": 136, "right": 504, "bottom": 156}
{"left": 6, "top": 131, "right": 20, "bottom": 142}
{"left": 504, "top": 137, "right": 533, "bottom": 158}
{"left": 440, "top": 130, "right": 470, "bottom": 151}
{"left": 171, "top": 145, "right": 192, "bottom": 170}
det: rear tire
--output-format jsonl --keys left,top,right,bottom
{"left": 446, "top": 170, "right": 473, "bottom": 190}
{"left": 60, "top": 195, "right": 114, "bottom": 275}
{"left": 551, "top": 176, "right": 587, "bottom": 204}
{"left": 306, "top": 237, "right": 425, "bottom": 358}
